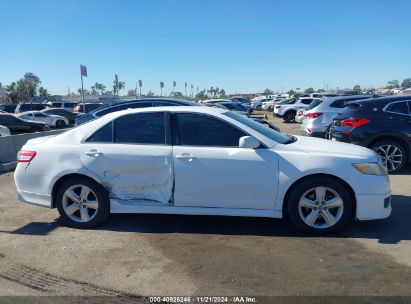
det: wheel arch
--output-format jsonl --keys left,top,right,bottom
{"left": 51, "top": 173, "right": 108, "bottom": 208}
{"left": 367, "top": 135, "right": 410, "bottom": 162}
{"left": 281, "top": 173, "right": 357, "bottom": 220}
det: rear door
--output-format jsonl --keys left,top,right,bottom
{"left": 79, "top": 112, "right": 174, "bottom": 203}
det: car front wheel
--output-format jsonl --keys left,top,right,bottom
{"left": 56, "top": 120, "right": 65, "bottom": 128}
{"left": 56, "top": 176, "right": 110, "bottom": 228}
{"left": 287, "top": 177, "right": 353, "bottom": 234}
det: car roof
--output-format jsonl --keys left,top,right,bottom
{"left": 345, "top": 95, "right": 411, "bottom": 106}
{"left": 103, "top": 105, "right": 226, "bottom": 120}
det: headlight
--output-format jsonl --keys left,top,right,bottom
{"left": 352, "top": 163, "right": 387, "bottom": 175}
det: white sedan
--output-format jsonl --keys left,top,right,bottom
{"left": 14, "top": 106, "right": 391, "bottom": 233}
{"left": 18, "top": 111, "right": 69, "bottom": 128}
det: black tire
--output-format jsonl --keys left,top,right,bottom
{"left": 56, "top": 120, "right": 65, "bottom": 128}
{"left": 287, "top": 176, "right": 353, "bottom": 234}
{"left": 56, "top": 176, "right": 110, "bottom": 228}
{"left": 256, "top": 105, "right": 262, "bottom": 111}
{"left": 283, "top": 111, "right": 296, "bottom": 123}
{"left": 268, "top": 105, "right": 273, "bottom": 111}
{"left": 370, "top": 139, "right": 407, "bottom": 174}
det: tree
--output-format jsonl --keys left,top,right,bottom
{"left": 77, "top": 88, "right": 90, "bottom": 95}
{"left": 90, "top": 86, "right": 98, "bottom": 95}
{"left": 287, "top": 89, "right": 296, "bottom": 96}
{"left": 5, "top": 82, "right": 18, "bottom": 102}
{"left": 170, "top": 91, "right": 184, "bottom": 97}
{"left": 304, "top": 87, "right": 315, "bottom": 94}
{"left": 94, "top": 82, "right": 106, "bottom": 95}
{"left": 38, "top": 87, "right": 49, "bottom": 99}
{"left": 15, "top": 72, "right": 41, "bottom": 101}
{"left": 113, "top": 77, "right": 125, "bottom": 96}
{"left": 386, "top": 80, "right": 399, "bottom": 89}
{"left": 127, "top": 89, "right": 136, "bottom": 96}
{"left": 145, "top": 91, "right": 155, "bottom": 97}
{"left": 401, "top": 78, "right": 411, "bottom": 89}
{"left": 219, "top": 89, "right": 226, "bottom": 98}
{"left": 353, "top": 85, "right": 362, "bottom": 93}
{"left": 263, "top": 88, "right": 274, "bottom": 96}
{"left": 195, "top": 90, "right": 207, "bottom": 101}
{"left": 317, "top": 89, "right": 325, "bottom": 93}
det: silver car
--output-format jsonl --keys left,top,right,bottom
{"left": 300, "top": 95, "right": 373, "bottom": 138}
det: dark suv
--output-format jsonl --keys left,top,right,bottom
{"left": 75, "top": 98, "right": 199, "bottom": 125}
{"left": 329, "top": 96, "right": 411, "bottom": 173}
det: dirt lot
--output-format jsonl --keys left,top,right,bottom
{"left": 0, "top": 115, "right": 410, "bottom": 300}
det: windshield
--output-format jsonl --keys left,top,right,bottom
{"left": 224, "top": 111, "right": 293, "bottom": 144}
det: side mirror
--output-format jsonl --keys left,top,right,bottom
{"left": 239, "top": 136, "right": 260, "bottom": 149}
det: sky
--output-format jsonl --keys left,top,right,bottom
{"left": 1, "top": 0, "right": 410, "bottom": 95}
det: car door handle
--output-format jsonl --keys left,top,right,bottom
{"left": 175, "top": 153, "right": 195, "bottom": 159}
{"left": 85, "top": 150, "right": 103, "bottom": 157}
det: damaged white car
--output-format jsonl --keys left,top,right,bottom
{"left": 14, "top": 106, "right": 391, "bottom": 233}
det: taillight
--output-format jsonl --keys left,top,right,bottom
{"left": 340, "top": 118, "right": 369, "bottom": 127}
{"left": 73, "top": 106, "right": 80, "bottom": 112}
{"left": 298, "top": 110, "right": 303, "bottom": 115}
{"left": 306, "top": 112, "right": 323, "bottom": 118}
{"left": 17, "top": 150, "right": 37, "bottom": 163}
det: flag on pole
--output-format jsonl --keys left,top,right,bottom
{"left": 139, "top": 80, "right": 142, "bottom": 87}
{"left": 191, "top": 84, "right": 193, "bottom": 89}
{"left": 173, "top": 81, "right": 176, "bottom": 87}
{"left": 160, "top": 82, "right": 164, "bottom": 88}
{"left": 185, "top": 82, "right": 187, "bottom": 88}
{"left": 80, "top": 65, "right": 87, "bottom": 77}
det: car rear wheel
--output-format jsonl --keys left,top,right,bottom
{"left": 287, "top": 177, "right": 353, "bottom": 234}
{"left": 56, "top": 120, "right": 65, "bottom": 128}
{"left": 256, "top": 105, "right": 262, "bottom": 110}
{"left": 283, "top": 111, "right": 296, "bottom": 123}
{"left": 370, "top": 140, "right": 406, "bottom": 174}
{"left": 56, "top": 177, "right": 109, "bottom": 228}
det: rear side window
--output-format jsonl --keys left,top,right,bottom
{"left": 173, "top": 113, "right": 246, "bottom": 147}
{"left": 330, "top": 99, "right": 347, "bottom": 108}
{"left": 300, "top": 99, "right": 313, "bottom": 105}
{"left": 306, "top": 100, "right": 322, "bottom": 111}
{"left": 52, "top": 103, "right": 62, "bottom": 107}
{"left": 386, "top": 102, "right": 410, "bottom": 115}
{"left": 114, "top": 112, "right": 165, "bottom": 144}
{"left": 86, "top": 122, "right": 113, "bottom": 143}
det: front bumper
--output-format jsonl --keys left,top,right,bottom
{"left": 356, "top": 193, "right": 391, "bottom": 220}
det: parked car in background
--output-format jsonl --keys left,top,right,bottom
{"left": 0, "top": 104, "right": 17, "bottom": 113}
{"left": 250, "top": 98, "right": 273, "bottom": 110}
{"left": 274, "top": 98, "right": 319, "bottom": 122}
{"left": 75, "top": 98, "right": 199, "bottom": 126}
{"left": 15, "top": 106, "right": 391, "bottom": 233}
{"left": 296, "top": 99, "right": 324, "bottom": 124}
{"left": 15, "top": 103, "right": 48, "bottom": 113}
{"left": 328, "top": 96, "right": 411, "bottom": 173}
{"left": 230, "top": 97, "right": 251, "bottom": 105}
{"left": 295, "top": 109, "right": 305, "bottom": 123}
{"left": 211, "top": 101, "right": 251, "bottom": 116}
{"left": 73, "top": 103, "right": 104, "bottom": 113}
{"left": 42, "top": 108, "right": 79, "bottom": 124}
{"left": 301, "top": 95, "right": 374, "bottom": 138}
{"left": 18, "top": 111, "right": 69, "bottom": 128}
{"left": 47, "top": 101, "right": 78, "bottom": 112}
{"left": 0, "top": 125, "right": 11, "bottom": 137}
{"left": 261, "top": 97, "right": 286, "bottom": 111}
{"left": 0, "top": 113, "right": 49, "bottom": 133}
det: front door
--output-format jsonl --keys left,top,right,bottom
{"left": 172, "top": 113, "right": 278, "bottom": 210}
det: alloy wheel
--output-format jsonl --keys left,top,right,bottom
{"left": 62, "top": 185, "right": 99, "bottom": 223}
{"left": 373, "top": 144, "right": 403, "bottom": 173}
{"left": 298, "top": 186, "right": 344, "bottom": 229}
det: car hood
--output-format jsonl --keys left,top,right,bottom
{"left": 290, "top": 136, "right": 378, "bottom": 161}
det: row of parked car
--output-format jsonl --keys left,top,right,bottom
{"left": 262, "top": 94, "right": 411, "bottom": 174}
{"left": 0, "top": 101, "right": 105, "bottom": 136}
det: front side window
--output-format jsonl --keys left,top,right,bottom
{"left": 173, "top": 113, "right": 246, "bottom": 147}
{"left": 114, "top": 112, "right": 165, "bottom": 144}
{"left": 387, "top": 102, "right": 410, "bottom": 115}
{"left": 87, "top": 122, "right": 113, "bottom": 143}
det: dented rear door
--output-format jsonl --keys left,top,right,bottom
{"left": 79, "top": 112, "right": 173, "bottom": 203}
